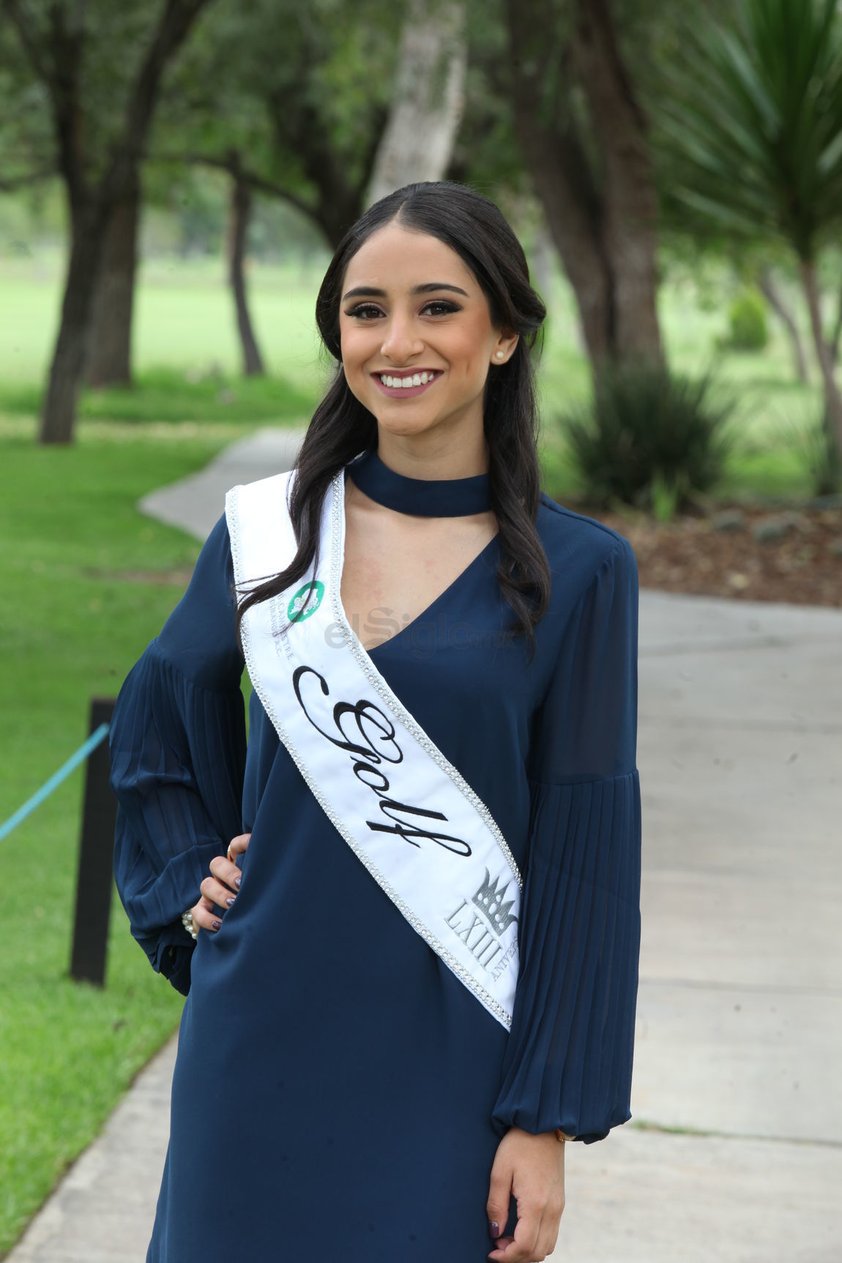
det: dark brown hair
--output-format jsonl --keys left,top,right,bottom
{"left": 236, "top": 180, "right": 550, "bottom": 656}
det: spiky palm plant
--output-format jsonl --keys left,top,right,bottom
{"left": 660, "top": 0, "right": 842, "bottom": 485}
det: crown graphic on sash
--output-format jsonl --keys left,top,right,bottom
{"left": 227, "top": 467, "right": 522, "bottom": 1029}
{"left": 472, "top": 869, "right": 518, "bottom": 935}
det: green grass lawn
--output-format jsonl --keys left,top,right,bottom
{"left": 0, "top": 253, "right": 329, "bottom": 392}
{"left": 0, "top": 250, "right": 824, "bottom": 499}
{"left": 0, "top": 412, "right": 303, "bottom": 1255}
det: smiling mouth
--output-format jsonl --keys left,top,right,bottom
{"left": 375, "top": 370, "right": 442, "bottom": 390}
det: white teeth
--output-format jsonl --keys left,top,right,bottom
{"left": 379, "top": 371, "right": 436, "bottom": 388}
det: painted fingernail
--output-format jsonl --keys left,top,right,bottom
{"left": 225, "top": 896, "right": 236, "bottom": 907}
{"left": 234, "top": 875, "right": 241, "bottom": 888}
{"left": 489, "top": 1221, "right": 500, "bottom": 1238}
{"left": 212, "top": 919, "right": 221, "bottom": 931}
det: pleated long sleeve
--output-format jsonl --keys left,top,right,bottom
{"left": 493, "top": 536, "right": 642, "bottom": 1144}
{"left": 110, "top": 516, "right": 246, "bottom": 995}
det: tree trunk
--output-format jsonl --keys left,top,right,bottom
{"left": 828, "top": 279, "right": 842, "bottom": 368}
{"left": 573, "top": 0, "right": 663, "bottom": 366}
{"left": 505, "top": 0, "right": 662, "bottom": 375}
{"left": 86, "top": 175, "right": 140, "bottom": 387}
{"left": 757, "top": 267, "right": 809, "bottom": 384}
{"left": 15, "top": 0, "right": 215, "bottom": 445}
{"left": 227, "top": 164, "right": 265, "bottom": 377}
{"left": 367, "top": 0, "right": 466, "bottom": 204}
{"left": 506, "top": 4, "right": 614, "bottom": 365}
{"left": 800, "top": 258, "right": 842, "bottom": 480}
{"left": 39, "top": 203, "right": 108, "bottom": 444}
{"left": 531, "top": 144, "right": 614, "bottom": 364}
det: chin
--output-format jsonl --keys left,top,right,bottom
{"left": 374, "top": 412, "right": 441, "bottom": 436}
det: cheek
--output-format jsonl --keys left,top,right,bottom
{"left": 452, "top": 340, "right": 493, "bottom": 382}
{"left": 449, "top": 321, "right": 495, "bottom": 374}
{"left": 339, "top": 324, "right": 372, "bottom": 372}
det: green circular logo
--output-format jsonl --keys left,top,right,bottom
{"left": 287, "top": 580, "right": 325, "bottom": 623}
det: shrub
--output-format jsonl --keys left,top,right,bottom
{"left": 788, "top": 408, "right": 842, "bottom": 496}
{"left": 562, "top": 362, "right": 735, "bottom": 512}
{"left": 724, "top": 289, "right": 769, "bottom": 351}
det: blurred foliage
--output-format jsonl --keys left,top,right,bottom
{"left": 0, "top": 15, "right": 54, "bottom": 188}
{"left": 722, "top": 289, "right": 769, "bottom": 352}
{"left": 150, "top": 0, "right": 403, "bottom": 242}
{"left": 787, "top": 408, "right": 842, "bottom": 496}
{"left": 562, "top": 363, "right": 735, "bottom": 511}
{"left": 2, "top": 0, "right": 841, "bottom": 471}
{"left": 656, "top": 0, "right": 842, "bottom": 257}
{"left": 0, "top": 0, "right": 206, "bottom": 184}
{"left": 654, "top": 0, "right": 842, "bottom": 487}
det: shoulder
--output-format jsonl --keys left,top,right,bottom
{"left": 148, "top": 514, "right": 243, "bottom": 688}
{"left": 535, "top": 492, "right": 636, "bottom": 589}
{"left": 225, "top": 469, "right": 295, "bottom": 521}
{"left": 528, "top": 496, "right": 639, "bottom": 684}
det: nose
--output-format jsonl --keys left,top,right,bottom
{"left": 380, "top": 314, "right": 423, "bottom": 363}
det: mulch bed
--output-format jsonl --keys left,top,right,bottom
{"left": 569, "top": 501, "right": 842, "bottom": 608}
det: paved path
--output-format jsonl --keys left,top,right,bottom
{"left": 9, "top": 430, "right": 842, "bottom": 1262}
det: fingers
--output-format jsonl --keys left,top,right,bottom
{"left": 208, "top": 853, "right": 243, "bottom": 893}
{"left": 226, "top": 832, "right": 251, "bottom": 861}
{"left": 486, "top": 1128, "right": 565, "bottom": 1263}
{"left": 486, "top": 1150, "right": 513, "bottom": 1253}
{"left": 487, "top": 1203, "right": 541, "bottom": 1262}
{"left": 190, "top": 896, "right": 221, "bottom": 935}
{"left": 488, "top": 1195, "right": 564, "bottom": 1261}
{"left": 200, "top": 858, "right": 243, "bottom": 919}
{"left": 191, "top": 837, "right": 251, "bottom": 937}
{"left": 200, "top": 873, "right": 238, "bottom": 912}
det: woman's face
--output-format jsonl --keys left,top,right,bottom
{"left": 338, "top": 223, "right": 517, "bottom": 445}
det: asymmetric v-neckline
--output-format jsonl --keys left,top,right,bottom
{"left": 339, "top": 450, "right": 500, "bottom": 655}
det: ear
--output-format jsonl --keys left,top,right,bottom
{"left": 491, "top": 331, "right": 519, "bottom": 365}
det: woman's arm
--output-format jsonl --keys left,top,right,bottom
{"left": 110, "top": 516, "right": 246, "bottom": 992}
{"left": 485, "top": 535, "right": 641, "bottom": 1259}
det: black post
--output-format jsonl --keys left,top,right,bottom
{"left": 70, "top": 697, "right": 117, "bottom": 986}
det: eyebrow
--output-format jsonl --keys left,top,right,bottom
{"left": 341, "top": 282, "right": 470, "bottom": 301}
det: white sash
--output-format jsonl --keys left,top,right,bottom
{"left": 225, "top": 465, "right": 521, "bottom": 1029}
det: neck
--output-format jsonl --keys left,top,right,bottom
{"left": 375, "top": 430, "right": 489, "bottom": 481}
{"left": 346, "top": 444, "right": 493, "bottom": 517}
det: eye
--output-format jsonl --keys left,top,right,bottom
{"left": 344, "top": 303, "right": 384, "bottom": 320}
{"left": 422, "top": 300, "right": 461, "bottom": 316}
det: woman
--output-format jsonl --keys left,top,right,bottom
{"left": 111, "top": 181, "right": 641, "bottom": 1263}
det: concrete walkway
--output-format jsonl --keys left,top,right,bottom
{"left": 9, "top": 429, "right": 842, "bottom": 1262}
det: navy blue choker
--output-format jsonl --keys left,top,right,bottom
{"left": 346, "top": 448, "right": 492, "bottom": 517}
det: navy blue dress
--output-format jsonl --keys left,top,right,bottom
{"left": 110, "top": 454, "right": 641, "bottom": 1262}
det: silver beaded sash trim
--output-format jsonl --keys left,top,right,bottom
{"left": 326, "top": 468, "right": 522, "bottom": 886}
{"left": 226, "top": 468, "right": 521, "bottom": 1030}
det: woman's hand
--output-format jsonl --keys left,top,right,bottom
{"left": 486, "top": 1127, "right": 565, "bottom": 1262}
{"left": 190, "top": 833, "right": 251, "bottom": 934}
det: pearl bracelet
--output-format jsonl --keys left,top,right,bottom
{"left": 181, "top": 910, "right": 198, "bottom": 940}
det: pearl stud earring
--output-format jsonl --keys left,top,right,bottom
{"left": 495, "top": 351, "right": 505, "bottom": 360}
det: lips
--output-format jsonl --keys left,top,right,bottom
{"left": 372, "top": 369, "right": 443, "bottom": 399}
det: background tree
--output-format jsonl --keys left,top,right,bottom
{"left": 504, "top": 0, "right": 664, "bottom": 377}
{"left": 150, "top": 0, "right": 402, "bottom": 377}
{"left": 659, "top": 0, "right": 842, "bottom": 482}
{"left": 757, "top": 264, "right": 810, "bottom": 384}
{"left": 1, "top": 0, "right": 216, "bottom": 444}
{"left": 367, "top": 0, "right": 466, "bottom": 203}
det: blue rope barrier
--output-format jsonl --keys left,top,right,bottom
{"left": 0, "top": 723, "right": 111, "bottom": 842}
